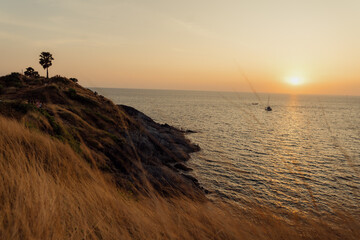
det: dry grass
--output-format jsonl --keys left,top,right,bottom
{"left": 0, "top": 116, "right": 359, "bottom": 240}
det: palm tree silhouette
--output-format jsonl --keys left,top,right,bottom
{"left": 39, "top": 52, "right": 54, "bottom": 78}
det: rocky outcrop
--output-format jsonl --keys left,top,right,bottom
{"left": 0, "top": 73, "right": 203, "bottom": 198}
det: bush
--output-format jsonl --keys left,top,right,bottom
{"left": 66, "top": 88, "right": 77, "bottom": 98}
{"left": 65, "top": 88, "right": 97, "bottom": 106}
{"left": 10, "top": 72, "right": 21, "bottom": 77}
{"left": 33, "top": 71, "right": 40, "bottom": 77}
{"left": 2, "top": 73, "right": 23, "bottom": 88}
{"left": 50, "top": 75, "right": 69, "bottom": 84}
{"left": 24, "top": 67, "right": 39, "bottom": 78}
{"left": 10, "top": 102, "right": 34, "bottom": 114}
{"left": 69, "top": 78, "right": 78, "bottom": 83}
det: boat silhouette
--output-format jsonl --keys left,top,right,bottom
{"left": 265, "top": 96, "right": 272, "bottom": 111}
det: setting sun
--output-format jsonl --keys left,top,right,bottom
{"left": 287, "top": 76, "right": 304, "bottom": 86}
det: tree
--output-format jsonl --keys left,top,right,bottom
{"left": 24, "top": 67, "right": 35, "bottom": 77}
{"left": 33, "top": 71, "right": 40, "bottom": 77}
{"left": 39, "top": 52, "right": 54, "bottom": 78}
{"left": 24, "top": 67, "right": 40, "bottom": 78}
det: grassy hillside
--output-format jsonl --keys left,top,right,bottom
{"left": 0, "top": 73, "right": 359, "bottom": 239}
{"left": 0, "top": 73, "right": 202, "bottom": 197}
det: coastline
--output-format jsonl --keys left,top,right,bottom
{"left": 0, "top": 73, "right": 204, "bottom": 198}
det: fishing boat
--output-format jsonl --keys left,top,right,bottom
{"left": 265, "top": 96, "right": 272, "bottom": 111}
{"left": 265, "top": 106, "right": 272, "bottom": 111}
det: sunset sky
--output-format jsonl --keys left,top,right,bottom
{"left": 1, "top": 0, "right": 360, "bottom": 95}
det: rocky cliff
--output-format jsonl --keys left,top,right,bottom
{"left": 0, "top": 73, "right": 203, "bottom": 198}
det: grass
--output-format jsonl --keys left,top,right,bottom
{"left": 38, "top": 108, "right": 63, "bottom": 136}
{"left": 0, "top": 115, "right": 359, "bottom": 240}
{"left": 65, "top": 88, "right": 98, "bottom": 106}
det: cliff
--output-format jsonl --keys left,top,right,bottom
{"left": 0, "top": 73, "right": 202, "bottom": 197}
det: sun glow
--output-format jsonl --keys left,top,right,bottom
{"left": 287, "top": 76, "right": 304, "bottom": 86}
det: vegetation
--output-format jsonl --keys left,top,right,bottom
{"left": 51, "top": 75, "right": 71, "bottom": 84}
{"left": 39, "top": 52, "right": 54, "bottom": 78}
{"left": 65, "top": 88, "right": 97, "bottom": 105}
{"left": 24, "top": 67, "right": 40, "bottom": 77}
{"left": 38, "top": 108, "right": 63, "bottom": 136}
{"left": 70, "top": 77, "right": 78, "bottom": 83}
{"left": 10, "top": 101, "right": 34, "bottom": 114}
{"left": 0, "top": 72, "right": 23, "bottom": 88}
{"left": 66, "top": 87, "right": 77, "bottom": 98}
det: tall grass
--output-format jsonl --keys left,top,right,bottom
{"left": 0, "top": 116, "right": 359, "bottom": 239}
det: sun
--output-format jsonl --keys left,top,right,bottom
{"left": 287, "top": 76, "right": 303, "bottom": 86}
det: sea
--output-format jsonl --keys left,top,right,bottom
{"left": 94, "top": 88, "right": 360, "bottom": 216}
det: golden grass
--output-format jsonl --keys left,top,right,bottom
{"left": 0, "top": 116, "right": 359, "bottom": 240}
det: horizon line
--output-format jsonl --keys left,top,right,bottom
{"left": 88, "top": 86, "right": 360, "bottom": 97}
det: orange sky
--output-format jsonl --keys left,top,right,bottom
{"left": 1, "top": 0, "right": 360, "bottom": 95}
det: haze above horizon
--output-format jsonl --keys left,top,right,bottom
{"left": 1, "top": 0, "right": 360, "bottom": 96}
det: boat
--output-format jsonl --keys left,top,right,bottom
{"left": 265, "top": 96, "right": 272, "bottom": 111}
{"left": 265, "top": 106, "right": 272, "bottom": 111}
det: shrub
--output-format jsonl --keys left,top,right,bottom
{"left": 2, "top": 73, "right": 23, "bottom": 88}
{"left": 67, "top": 88, "right": 77, "bottom": 98}
{"left": 33, "top": 71, "right": 40, "bottom": 77}
{"left": 10, "top": 102, "right": 34, "bottom": 114}
{"left": 51, "top": 75, "right": 69, "bottom": 84}
{"left": 65, "top": 88, "right": 97, "bottom": 106}
{"left": 69, "top": 78, "right": 78, "bottom": 83}
{"left": 24, "top": 67, "right": 39, "bottom": 78}
{"left": 24, "top": 67, "right": 35, "bottom": 77}
{"left": 10, "top": 72, "right": 21, "bottom": 77}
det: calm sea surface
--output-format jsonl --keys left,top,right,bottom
{"left": 94, "top": 88, "right": 360, "bottom": 215}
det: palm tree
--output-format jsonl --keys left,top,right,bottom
{"left": 39, "top": 52, "right": 54, "bottom": 78}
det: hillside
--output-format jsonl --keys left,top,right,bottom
{"left": 0, "top": 73, "right": 202, "bottom": 197}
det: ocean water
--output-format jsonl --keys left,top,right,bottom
{"left": 94, "top": 88, "right": 360, "bottom": 215}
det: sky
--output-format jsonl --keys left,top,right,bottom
{"left": 1, "top": 0, "right": 360, "bottom": 95}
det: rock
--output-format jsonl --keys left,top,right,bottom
{"left": 174, "top": 163, "right": 193, "bottom": 171}
{"left": 184, "top": 129, "right": 197, "bottom": 134}
{"left": 182, "top": 174, "right": 199, "bottom": 186}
